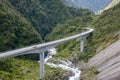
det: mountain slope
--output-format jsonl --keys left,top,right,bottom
{"left": 46, "top": 0, "right": 120, "bottom": 70}
{"left": 46, "top": 1, "right": 120, "bottom": 80}
{"left": 45, "top": 13, "right": 93, "bottom": 61}
{"left": 0, "top": 0, "right": 93, "bottom": 80}
{"left": 0, "top": 0, "right": 42, "bottom": 52}
{"left": 0, "top": 1, "right": 68, "bottom": 80}
{"left": 65, "top": 0, "right": 112, "bottom": 12}
{"left": 45, "top": 12, "right": 93, "bottom": 41}
{"left": 0, "top": 0, "right": 120, "bottom": 80}
{"left": 86, "top": 2, "right": 120, "bottom": 79}
{"left": 9, "top": 0, "right": 88, "bottom": 38}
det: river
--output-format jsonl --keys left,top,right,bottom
{"left": 44, "top": 48, "right": 81, "bottom": 80}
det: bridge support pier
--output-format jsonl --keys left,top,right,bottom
{"left": 80, "top": 37, "right": 85, "bottom": 52}
{"left": 39, "top": 52, "right": 45, "bottom": 79}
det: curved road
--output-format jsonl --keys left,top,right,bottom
{"left": 0, "top": 28, "right": 94, "bottom": 60}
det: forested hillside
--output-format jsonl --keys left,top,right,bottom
{"left": 0, "top": 0, "right": 92, "bottom": 80}
{"left": 0, "top": 0, "right": 42, "bottom": 52}
{"left": 8, "top": 0, "right": 91, "bottom": 38}
{"left": 0, "top": 0, "right": 92, "bottom": 52}
{"left": 46, "top": 2, "right": 120, "bottom": 62}
{"left": 46, "top": 2, "right": 120, "bottom": 79}
{"left": 0, "top": 0, "right": 120, "bottom": 80}
{"left": 46, "top": 15, "right": 92, "bottom": 41}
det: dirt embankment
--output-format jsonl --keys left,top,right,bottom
{"left": 88, "top": 40, "right": 120, "bottom": 80}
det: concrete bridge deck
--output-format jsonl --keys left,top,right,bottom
{"left": 0, "top": 28, "right": 94, "bottom": 79}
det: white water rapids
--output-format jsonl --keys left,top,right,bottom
{"left": 41, "top": 48, "right": 81, "bottom": 80}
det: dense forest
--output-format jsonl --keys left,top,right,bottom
{"left": 0, "top": 0, "right": 92, "bottom": 79}
{"left": 0, "top": 0, "right": 42, "bottom": 52}
{"left": 8, "top": 0, "right": 92, "bottom": 38}
{"left": 0, "top": 0, "right": 91, "bottom": 51}
{"left": 0, "top": 0, "right": 120, "bottom": 80}
{"left": 47, "top": 2, "right": 120, "bottom": 62}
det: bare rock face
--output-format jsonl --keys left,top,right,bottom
{"left": 88, "top": 40, "right": 120, "bottom": 80}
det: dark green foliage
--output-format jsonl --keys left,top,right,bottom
{"left": 92, "top": 3, "right": 120, "bottom": 50}
{"left": 46, "top": 2, "right": 120, "bottom": 62}
{"left": 0, "top": 0, "right": 91, "bottom": 79}
{"left": 0, "top": 0, "right": 120, "bottom": 80}
{"left": 82, "top": 3, "right": 120, "bottom": 61}
{"left": 45, "top": 13, "right": 93, "bottom": 60}
{"left": 8, "top": 0, "right": 92, "bottom": 38}
{"left": 8, "top": 0, "right": 49, "bottom": 38}
{"left": 0, "top": 58, "right": 67, "bottom": 80}
{"left": 0, "top": 0, "right": 42, "bottom": 52}
{"left": 46, "top": 15, "right": 93, "bottom": 41}
{"left": 0, "top": 58, "right": 40, "bottom": 80}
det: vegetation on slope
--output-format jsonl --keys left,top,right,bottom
{"left": 45, "top": 2, "right": 120, "bottom": 80}
{"left": 46, "top": 15, "right": 93, "bottom": 41}
{"left": 0, "top": 58, "right": 68, "bottom": 80}
{"left": 45, "top": 14, "right": 93, "bottom": 61}
{"left": 9, "top": 0, "right": 92, "bottom": 38}
{"left": 92, "top": 3, "right": 120, "bottom": 53}
{"left": 0, "top": 0, "right": 120, "bottom": 80}
{"left": 0, "top": 0, "right": 42, "bottom": 52}
{"left": 46, "top": 2, "right": 120, "bottom": 62}
{"left": 0, "top": 0, "right": 88, "bottom": 79}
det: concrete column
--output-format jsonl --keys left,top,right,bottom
{"left": 80, "top": 37, "right": 85, "bottom": 52}
{"left": 39, "top": 52, "right": 45, "bottom": 79}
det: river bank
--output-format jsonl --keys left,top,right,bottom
{"left": 44, "top": 48, "right": 82, "bottom": 80}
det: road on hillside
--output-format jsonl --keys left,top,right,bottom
{"left": 0, "top": 28, "right": 94, "bottom": 60}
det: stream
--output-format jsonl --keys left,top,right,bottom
{"left": 44, "top": 48, "right": 81, "bottom": 80}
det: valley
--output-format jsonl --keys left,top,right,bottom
{"left": 0, "top": 0, "right": 120, "bottom": 80}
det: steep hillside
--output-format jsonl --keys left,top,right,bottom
{"left": 0, "top": 0, "right": 41, "bottom": 79}
{"left": 0, "top": 0, "right": 93, "bottom": 80}
{"left": 46, "top": 15, "right": 93, "bottom": 41}
{"left": 93, "top": 2, "right": 120, "bottom": 52}
{"left": 0, "top": 1, "right": 69, "bottom": 80}
{"left": 0, "top": 0, "right": 120, "bottom": 80}
{"left": 46, "top": 1, "right": 120, "bottom": 80}
{"left": 65, "top": 0, "right": 112, "bottom": 13}
{"left": 0, "top": 57, "right": 69, "bottom": 80}
{"left": 0, "top": 0, "right": 42, "bottom": 52}
{"left": 8, "top": 0, "right": 89, "bottom": 38}
{"left": 47, "top": 0, "right": 120, "bottom": 61}
{"left": 86, "top": 2, "right": 120, "bottom": 79}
